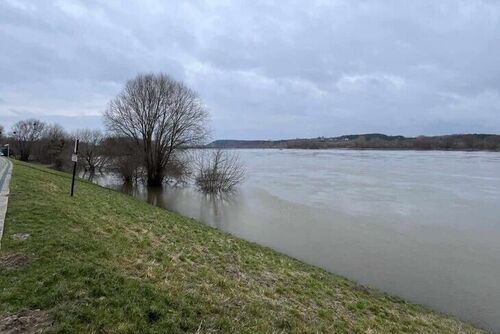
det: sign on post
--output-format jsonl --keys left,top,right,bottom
{"left": 70, "top": 139, "right": 79, "bottom": 196}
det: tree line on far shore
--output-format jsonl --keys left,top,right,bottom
{"left": 0, "top": 73, "right": 244, "bottom": 194}
{"left": 209, "top": 133, "right": 500, "bottom": 151}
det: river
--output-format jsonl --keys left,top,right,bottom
{"left": 88, "top": 149, "right": 500, "bottom": 331}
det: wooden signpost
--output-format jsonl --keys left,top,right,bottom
{"left": 70, "top": 139, "right": 79, "bottom": 197}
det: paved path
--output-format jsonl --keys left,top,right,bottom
{"left": 0, "top": 157, "right": 13, "bottom": 249}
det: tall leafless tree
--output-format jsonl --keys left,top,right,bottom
{"left": 10, "top": 119, "right": 46, "bottom": 161}
{"left": 104, "top": 73, "right": 209, "bottom": 186}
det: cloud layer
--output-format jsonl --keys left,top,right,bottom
{"left": 1, "top": 0, "right": 500, "bottom": 139}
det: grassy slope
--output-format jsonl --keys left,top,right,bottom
{"left": 0, "top": 161, "right": 486, "bottom": 333}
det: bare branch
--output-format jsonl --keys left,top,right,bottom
{"left": 9, "top": 119, "right": 46, "bottom": 161}
{"left": 195, "top": 149, "right": 245, "bottom": 194}
{"left": 104, "top": 73, "right": 209, "bottom": 186}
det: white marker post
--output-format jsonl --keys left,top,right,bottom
{"left": 70, "top": 139, "right": 79, "bottom": 197}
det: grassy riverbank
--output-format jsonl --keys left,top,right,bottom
{"left": 0, "top": 160, "right": 486, "bottom": 333}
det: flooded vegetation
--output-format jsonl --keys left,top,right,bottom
{"left": 87, "top": 149, "right": 500, "bottom": 331}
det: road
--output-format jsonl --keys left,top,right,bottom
{"left": 0, "top": 156, "right": 13, "bottom": 248}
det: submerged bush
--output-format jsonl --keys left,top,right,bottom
{"left": 195, "top": 149, "right": 245, "bottom": 194}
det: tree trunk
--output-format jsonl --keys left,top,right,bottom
{"left": 146, "top": 167, "right": 163, "bottom": 186}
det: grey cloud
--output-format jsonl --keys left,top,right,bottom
{"left": 1, "top": 0, "right": 500, "bottom": 138}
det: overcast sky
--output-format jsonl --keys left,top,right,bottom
{"left": 1, "top": 0, "right": 500, "bottom": 139}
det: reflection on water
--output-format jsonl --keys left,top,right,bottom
{"left": 87, "top": 149, "right": 500, "bottom": 331}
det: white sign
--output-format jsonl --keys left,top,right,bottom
{"left": 71, "top": 154, "right": 78, "bottom": 162}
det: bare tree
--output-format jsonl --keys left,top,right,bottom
{"left": 103, "top": 136, "right": 144, "bottom": 183}
{"left": 104, "top": 73, "right": 209, "bottom": 186}
{"left": 10, "top": 119, "right": 45, "bottom": 161}
{"left": 38, "top": 124, "right": 69, "bottom": 169}
{"left": 75, "top": 129, "right": 108, "bottom": 174}
{"left": 0, "top": 124, "right": 4, "bottom": 140}
{"left": 195, "top": 149, "right": 245, "bottom": 194}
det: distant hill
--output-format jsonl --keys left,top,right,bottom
{"left": 207, "top": 134, "right": 500, "bottom": 151}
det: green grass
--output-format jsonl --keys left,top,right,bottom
{"left": 0, "top": 160, "right": 487, "bottom": 333}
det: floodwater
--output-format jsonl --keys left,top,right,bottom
{"left": 89, "top": 149, "right": 500, "bottom": 331}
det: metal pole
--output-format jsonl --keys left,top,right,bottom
{"left": 70, "top": 139, "right": 79, "bottom": 197}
